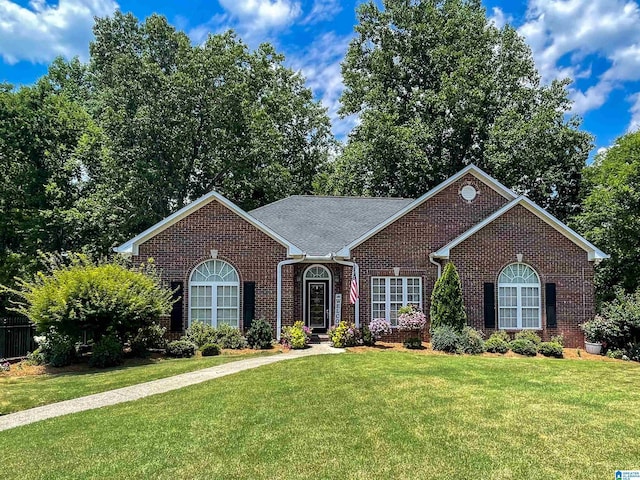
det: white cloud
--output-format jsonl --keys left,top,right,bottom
{"left": 217, "top": 0, "right": 301, "bottom": 31}
{"left": 0, "top": 0, "right": 118, "bottom": 64}
{"left": 488, "top": 7, "right": 512, "bottom": 29}
{"left": 517, "top": 0, "right": 640, "bottom": 115}
{"left": 301, "top": 0, "right": 341, "bottom": 25}
{"left": 628, "top": 93, "right": 640, "bottom": 132}
{"left": 287, "top": 31, "right": 355, "bottom": 138}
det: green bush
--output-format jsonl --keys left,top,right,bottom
{"left": 26, "top": 348, "right": 46, "bottom": 366}
{"left": 166, "top": 340, "right": 196, "bottom": 358}
{"left": 593, "top": 290, "right": 640, "bottom": 350}
{"left": 281, "top": 321, "right": 311, "bottom": 349}
{"left": 550, "top": 335, "right": 565, "bottom": 346}
{"left": 514, "top": 330, "right": 541, "bottom": 346}
{"left": 185, "top": 321, "right": 217, "bottom": 348}
{"left": 130, "top": 323, "right": 167, "bottom": 357}
{"left": 246, "top": 318, "right": 274, "bottom": 349}
{"left": 361, "top": 324, "right": 375, "bottom": 346}
{"left": 510, "top": 338, "right": 538, "bottom": 356}
{"left": 485, "top": 331, "right": 510, "bottom": 354}
{"left": 403, "top": 337, "right": 423, "bottom": 349}
{"left": 200, "top": 343, "right": 221, "bottom": 357}
{"left": 34, "top": 329, "right": 76, "bottom": 367}
{"left": 89, "top": 335, "right": 124, "bottom": 368}
{"left": 538, "top": 341, "right": 564, "bottom": 358}
{"left": 430, "top": 262, "right": 467, "bottom": 332}
{"left": 606, "top": 348, "right": 627, "bottom": 360}
{"left": 328, "top": 321, "right": 361, "bottom": 347}
{"left": 431, "top": 325, "right": 461, "bottom": 353}
{"left": 459, "top": 327, "right": 486, "bottom": 354}
{"left": 185, "top": 322, "right": 247, "bottom": 349}
{"left": 5, "top": 254, "right": 174, "bottom": 343}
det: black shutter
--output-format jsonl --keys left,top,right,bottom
{"left": 170, "top": 281, "right": 184, "bottom": 333}
{"left": 545, "top": 283, "right": 557, "bottom": 328}
{"left": 484, "top": 283, "right": 496, "bottom": 329}
{"left": 243, "top": 282, "right": 256, "bottom": 331}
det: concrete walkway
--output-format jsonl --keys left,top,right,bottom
{"left": 0, "top": 344, "right": 343, "bottom": 432}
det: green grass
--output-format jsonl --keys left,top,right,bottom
{"left": 0, "top": 351, "right": 275, "bottom": 414}
{"left": 1, "top": 351, "right": 639, "bottom": 479}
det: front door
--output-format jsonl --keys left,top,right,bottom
{"left": 307, "top": 281, "right": 328, "bottom": 330}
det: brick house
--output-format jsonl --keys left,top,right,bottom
{"left": 115, "top": 165, "right": 608, "bottom": 347}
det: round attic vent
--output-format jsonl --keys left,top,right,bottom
{"left": 460, "top": 185, "right": 477, "bottom": 202}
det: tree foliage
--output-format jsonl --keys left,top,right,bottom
{"left": 430, "top": 262, "right": 467, "bottom": 331}
{"left": 325, "top": 0, "right": 592, "bottom": 221}
{"left": 573, "top": 131, "right": 640, "bottom": 300}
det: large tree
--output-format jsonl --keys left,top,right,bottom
{"left": 573, "top": 131, "right": 640, "bottom": 302}
{"left": 49, "top": 12, "right": 334, "bottom": 245}
{"left": 326, "top": 0, "right": 592, "bottom": 221}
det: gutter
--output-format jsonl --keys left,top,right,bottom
{"left": 429, "top": 253, "right": 442, "bottom": 279}
{"left": 276, "top": 255, "right": 306, "bottom": 340}
{"left": 332, "top": 256, "right": 360, "bottom": 328}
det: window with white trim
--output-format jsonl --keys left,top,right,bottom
{"left": 498, "top": 263, "right": 541, "bottom": 329}
{"left": 189, "top": 260, "right": 240, "bottom": 328}
{"left": 371, "top": 277, "right": 422, "bottom": 326}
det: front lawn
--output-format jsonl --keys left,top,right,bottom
{"left": 1, "top": 351, "right": 639, "bottom": 479}
{"left": 0, "top": 350, "right": 278, "bottom": 415}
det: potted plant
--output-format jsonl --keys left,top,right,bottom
{"left": 581, "top": 315, "right": 607, "bottom": 354}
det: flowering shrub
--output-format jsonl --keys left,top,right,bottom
{"left": 0, "top": 359, "right": 10, "bottom": 372}
{"left": 328, "top": 321, "right": 361, "bottom": 348}
{"left": 369, "top": 318, "right": 392, "bottom": 339}
{"left": 281, "top": 321, "right": 311, "bottom": 349}
{"left": 397, "top": 306, "right": 427, "bottom": 332}
{"left": 34, "top": 328, "right": 77, "bottom": 367}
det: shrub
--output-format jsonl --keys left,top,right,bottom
{"left": 459, "top": 327, "right": 486, "bottom": 354}
{"left": 539, "top": 341, "right": 564, "bottom": 358}
{"left": 185, "top": 321, "right": 217, "bottom": 348}
{"left": 4, "top": 254, "right": 174, "bottom": 344}
{"left": 514, "top": 330, "right": 541, "bottom": 345}
{"left": 200, "top": 343, "right": 221, "bottom": 356}
{"left": 368, "top": 318, "right": 392, "bottom": 340}
{"left": 246, "top": 318, "right": 274, "bottom": 349}
{"left": 166, "top": 340, "right": 196, "bottom": 358}
{"left": 281, "top": 321, "right": 311, "bottom": 349}
{"left": 26, "top": 348, "right": 46, "bottom": 365}
{"left": 329, "top": 321, "right": 361, "bottom": 348}
{"left": 361, "top": 324, "right": 375, "bottom": 346}
{"left": 606, "top": 348, "right": 627, "bottom": 360}
{"left": 628, "top": 344, "right": 640, "bottom": 362}
{"left": 581, "top": 315, "right": 608, "bottom": 343}
{"left": 397, "top": 306, "right": 427, "bottom": 333}
{"left": 510, "top": 338, "right": 538, "bottom": 356}
{"left": 34, "top": 329, "right": 76, "bottom": 367}
{"left": 593, "top": 290, "right": 640, "bottom": 350}
{"left": 89, "top": 335, "right": 124, "bottom": 368}
{"left": 550, "top": 334, "right": 565, "bottom": 346}
{"left": 431, "top": 325, "right": 462, "bottom": 353}
{"left": 403, "top": 337, "right": 423, "bottom": 349}
{"left": 130, "top": 323, "right": 167, "bottom": 357}
{"left": 430, "top": 262, "right": 467, "bottom": 331}
{"left": 0, "top": 359, "right": 10, "bottom": 372}
{"left": 485, "top": 331, "right": 510, "bottom": 354}
{"left": 213, "top": 324, "right": 247, "bottom": 349}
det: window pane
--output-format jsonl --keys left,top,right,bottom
{"left": 499, "top": 287, "right": 517, "bottom": 307}
{"left": 406, "top": 278, "right": 421, "bottom": 305}
{"left": 372, "top": 302, "right": 386, "bottom": 321}
{"left": 522, "top": 308, "right": 540, "bottom": 328}
{"left": 192, "top": 308, "right": 212, "bottom": 325}
{"left": 498, "top": 308, "right": 517, "bottom": 328}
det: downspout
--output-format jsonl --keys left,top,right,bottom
{"left": 277, "top": 255, "right": 306, "bottom": 340}
{"left": 429, "top": 253, "right": 442, "bottom": 278}
{"left": 332, "top": 256, "right": 360, "bottom": 328}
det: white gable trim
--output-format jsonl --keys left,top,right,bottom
{"left": 335, "top": 165, "right": 518, "bottom": 257}
{"left": 114, "top": 191, "right": 304, "bottom": 256}
{"left": 432, "top": 196, "right": 609, "bottom": 261}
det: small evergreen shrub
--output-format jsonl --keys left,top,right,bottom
{"left": 550, "top": 334, "right": 565, "bottom": 346}
{"left": 246, "top": 318, "right": 274, "bottom": 349}
{"left": 403, "top": 337, "right": 423, "bottom": 349}
{"left": 430, "top": 262, "right": 467, "bottom": 331}
{"left": 34, "top": 329, "right": 76, "bottom": 367}
{"left": 281, "top": 321, "right": 311, "bottom": 349}
{"left": 185, "top": 321, "right": 217, "bottom": 348}
{"left": 361, "top": 324, "right": 375, "bottom": 346}
{"left": 213, "top": 323, "right": 247, "bottom": 349}
{"left": 485, "top": 331, "right": 510, "bottom": 354}
{"left": 514, "top": 330, "right": 541, "bottom": 346}
{"left": 459, "top": 327, "right": 486, "bottom": 354}
{"left": 166, "top": 340, "right": 196, "bottom": 358}
{"left": 130, "top": 323, "right": 167, "bottom": 357}
{"left": 538, "top": 341, "right": 564, "bottom": 358}
{"left": 200, "top": 343, "right": 221, "bottom": 356}
{"left": 329, "top": 321, "right": 361, "bottom": 347}
{"left": 606, "top": 348, "right": 627, "bottom": 360}
{"left": 26, "top": 348, "right": 46, "bottom": 365}
{"left": 431, "top": 325, "right": 462, "bottom": 353}
{"left": 89, "top": 335, "right": 123, "bottom": 368}
{"left": 510, "top": 338, "right": 538, "bottom": 356}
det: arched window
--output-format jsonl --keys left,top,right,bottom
{"left": 304, "top": 265, "right": 331, "bottom": 280}
{"left": 498, "top": 263, "right": 541, "bottom": 329}
{"left": 189, "top": 260, "right": 240, "bottom": 328}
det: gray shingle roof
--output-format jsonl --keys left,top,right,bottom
{"left": 249, "top": 195, "right": 414, "bottom": 255}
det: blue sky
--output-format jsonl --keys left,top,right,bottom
{"left": 1, "top": 0, "right": 639, "bottom": 154}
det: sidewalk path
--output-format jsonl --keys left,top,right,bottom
{"left": 0, "top": 344, "right": 343, "bottom": 432}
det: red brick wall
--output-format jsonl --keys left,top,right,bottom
{"left": 450, "top": 205, "right": 594, "bottom": 347}
{"left": 132, "top": 199, "right": 290, "bottom": 334}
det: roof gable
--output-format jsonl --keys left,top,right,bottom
{"left": 432, "top": 196, "right": 609, "bottom": 261}
{"left": 335, "top": 165, "right": 518, "bottom": 257}
{"left": 114, "top": 192, "right": 304, "bottom": 256}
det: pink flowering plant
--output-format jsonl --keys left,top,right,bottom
{"left": 281, "top": 321, "right": 311, "bottom": 349}
{"left": 369, "top": 318, "right": 392, "bottom": 339}
{"left": 397, "top": 305, "right": 427, "bottom": 332}
{"left": 0, "top": 359, "right": 10, "bottom": 372}
{"left": 328, "top": 321, "right": 361, "bottom": 348}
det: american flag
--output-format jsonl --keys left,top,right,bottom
{"left": 349, "top": 267, "right": 359, "bottom": 304}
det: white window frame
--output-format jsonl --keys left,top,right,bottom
{"left": 371, "top": 276, "right": 422, "bottom": 327}
{"left": 497, "top": 264, "right": 541, "bottom": 330}
{"left": 188, "top": 260, "right": 240, "bottom": 328}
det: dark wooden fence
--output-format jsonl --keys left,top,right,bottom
{"left": 0, "top": 316, "right": 36, "bottom": 360}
